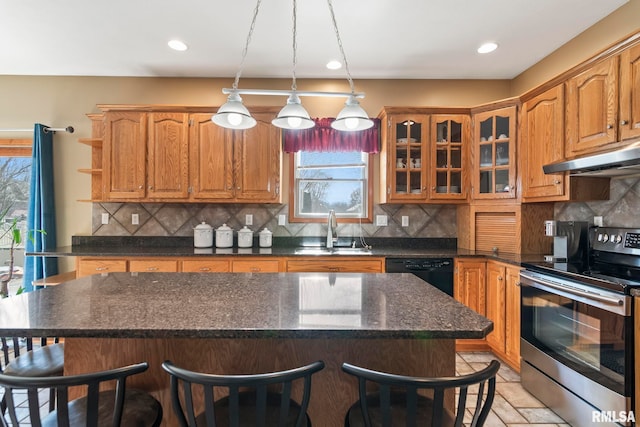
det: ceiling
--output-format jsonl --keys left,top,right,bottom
{"left": 0, "top": 0, "right": 629, "bottom": 80}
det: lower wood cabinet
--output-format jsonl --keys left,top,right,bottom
{"left": 77, "top": 258, "right": 127, "bottom": 278}
{"left": 129, "top": 259, "right": 179, "bottom": 273}
{"left": 454, "top": 257, "right": 522, "bottom": 371}
{"left": 285, "top": 258, "right": 384, "bottom": 273}
{"left": 181, "top": 259, "right": 230, "bottom": 273}
{"left": 231, "top": 259, "right": 281, "bottom": 273}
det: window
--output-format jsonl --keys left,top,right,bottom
{"left": 0, "top": 139, "right": 32, "bottom": 295}
{"left": 289, "top": 151, "right": 373, "bottom": 222}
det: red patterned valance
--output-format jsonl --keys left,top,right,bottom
{"left": 283, "top": 117, "right": 380, "bottom": 153}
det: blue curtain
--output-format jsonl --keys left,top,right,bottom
{"left": 23, "top": 124, "right": 58, "bottom": 292}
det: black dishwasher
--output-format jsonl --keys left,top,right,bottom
{"left": 385, "top": 258, "right": 454, "bottom": 296}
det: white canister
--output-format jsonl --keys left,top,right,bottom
{"left": 238, "top": 226, "right": 254, "bottom": 248}
{"left": 259, "top": 228, "right": 273, "bottom": 248}
{"left": 215, "top": 223, "right": 233, "bottom": 248}
{"left": 193, "top": 222, "right": 213, "bottom": 248}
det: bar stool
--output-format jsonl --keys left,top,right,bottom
{"left": 341, "top": 359, "right": 500, "bottom": 427}
{"left": 0, "top": 361, "right": 163, "bottom": 426}
{"left": 162, "top": 360, "right": 325, "bottom": 427}
{"left": 1, "top": 336, "right": 64, "bottom": 413}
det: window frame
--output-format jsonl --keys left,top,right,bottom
{"left": 288, "top": 151, "right": 374, "bottom": 224}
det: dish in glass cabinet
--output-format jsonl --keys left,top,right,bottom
{"left": 396, "top": 190, "right": 407, "bottom": 194}
{"left": 410, "top": 189, "right": 421, "bottom": 194}
{"left": 397, "top": 138, "right": 417, "bottom": 143}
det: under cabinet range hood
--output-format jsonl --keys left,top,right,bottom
{"left": 543, "top": 140, "right": 640, "bottom": 177}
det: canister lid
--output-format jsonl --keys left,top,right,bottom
{"left": 216, "top": 223, "right": 232, "bottom": 231}
{"left": 259, "top": 228, "right": 272, "bottom": 235}
{"left": 238, "top": 225, "right": 253, "bottom": 234}
{"left": 194, "top": 221, "right": 212, "bottom": 230}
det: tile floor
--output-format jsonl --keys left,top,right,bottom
{"left": 457, "top": 352, "right": 570, "bottom": 426}
{"left": 2, "top": 351, "right": 571, "bottom": 426}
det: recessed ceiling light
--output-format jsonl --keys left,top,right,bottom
{"left": 326, "top": 60, "right": 342, "bottom": 70}
{"left": 168, "top": 40, "right": 188, "bottom": 51}
{"left": 477, "top": 42, "right": 498, "bottom": 54}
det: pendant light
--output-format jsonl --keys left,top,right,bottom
{"left": 212, "top": 0, "right": 373, "bottom": 132}
{"left": 272, "top": 0, "right": 314, "bottom": 130}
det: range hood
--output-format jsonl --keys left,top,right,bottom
{"left": 543, "top": 140, "right": 640, "bottom": 177}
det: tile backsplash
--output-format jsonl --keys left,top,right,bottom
{"left": 92, "top": 203, "right": 458, "bottom": 239}
{"left": 555, "top": 177, "right": 640, "bottom": 226}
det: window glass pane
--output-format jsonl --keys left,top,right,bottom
{"left": 294, "top": 151, "right": 368, "bottom": 219}
{"left": 0, "top": 157, "right": 31, "bottom": 295}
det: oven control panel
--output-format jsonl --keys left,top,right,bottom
{"left": 593, "top": 227, "right": 640, "bottom": 255}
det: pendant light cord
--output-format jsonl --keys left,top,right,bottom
{"left": 327, "top": 0, "right": 355, "bottom": 94}
{"left": 290, "top": 0, "right": 299, "bottom": 92}
{"left": 232, "top": 0, "right": 263, "bottom": 91}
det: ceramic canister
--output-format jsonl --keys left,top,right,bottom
{"left": 193, "top": 222, "right": 213, "bottom": 248}
{"left": 259, "top": 227, "right": 272, "bottom": 248}
{"left": 215, "top": 223, "right": 233, "bottom": 248}
{"left": 237, "top": 226, "right": 254, "bottom": 248}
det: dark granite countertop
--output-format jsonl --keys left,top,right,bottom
{"left": 0, "top": 272, "right": 492, "bottom": 340}
{"left": 29, "top": 236, "right": 544, "bottom": 267}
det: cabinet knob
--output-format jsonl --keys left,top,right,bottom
{"left": 607, "top": 124, "right": 613, "bottom": 129}
{"left": 515, "top": 281, "right": 521, "bottom": 287}
{"left": 498, "top": 276, "right": 503, "bottom": 281}
{"left": 237, "top": 187, "right": 241, "bottom": 190}
{"left": 621, "top": 120, "right": 629, "bottom": 125}
{"left": 138, "top": 185, "right": 143, "bottom": 189}
{"left": 554, "top": 180, "right": 561, "bottom": 184}
{"left": 148, "top": 186, "right": 153, "bottom": 190}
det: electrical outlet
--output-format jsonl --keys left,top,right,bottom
{"left": 132, "top": 213, "right": 139, "bottom": 225}
{"left": 278, "top": 214, "right": 286, "bottom": 226}
{"left": 401, "top": 216, "right": 409, "bottom": 227}
{"left": 376, "top": 215, "right": 388, "bottom": 226}
{"left": 101, "top": 213, "right": 109, "bottom": 225}
{"left": 594, "top": 216, "right": 603, "bottom": 227}
{"left": 245, "top": 214, "right": 253, "bottom": 225}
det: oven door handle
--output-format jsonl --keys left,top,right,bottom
{"left": 520, "top": 272, "right": 625, "bottom": 306}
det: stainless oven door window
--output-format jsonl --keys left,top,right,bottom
{"left": 522, "top": 284, "right": 631, "bottom": 396}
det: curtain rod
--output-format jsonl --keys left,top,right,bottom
{"left": 0, "top": 126, "right": 74, "bottom": 134}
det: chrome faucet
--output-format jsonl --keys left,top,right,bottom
{"left": 326, "top": 210, "right": 337, "bottom": 248}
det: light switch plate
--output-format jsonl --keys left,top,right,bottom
{"left": 132, "top": 213, "right": 139, "bottom": 225}
{"left": 401, "top": 216, "right": 409, "bottom": 227}
{"left": 278, "top": 214, "right": 286, "bottom": 226}
{"left": 376, "top": 215, "right": 388, "bottom": 226}
{"left": 245, "top": 214, "right": 253, "bottom": 225}
{"left": 101, "top": 213, "right": 109, "bottom": 225}
{"left": 594, "top": 216, "right": 603, "bottom": 227}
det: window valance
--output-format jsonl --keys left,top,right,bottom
{"left": 283, "top": 118, "right": 380, "bottom": 153}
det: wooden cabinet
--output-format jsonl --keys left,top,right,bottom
{"left": 181, "top": 259, "right": 230, "bottom": 272}
{"left": 471, "top": 106, "right": 517, "bottom": 200}
{"left": 103, "top": 111, "right": 147, "bottom": 199}
{"left": 285, "top": 258, "right": 384, "bottom": 273}
{"left": 147, "top": 112, "right": 190, "bottom": 199}
{"left": 231, "top": 259, "right": 281, "bottom": 273}
{"left": 86, "top": 105, "right": 281, "bottom": 203}
{"left": 485, "top": 261, "right": 506, "bottom": 353}
{"left": 521, "top": 85, "right": 566, "bottom": 199}
{"left": 76, "top": 258, "right": 127, "bottom": 278}
{"left": 504, "top": 265, "right": 522, "bottom": 370}
{"left": 454, "top": 258, "right": 487, "bottom": 351}
{"left": 129, "top": 259, "right": 179, "bottom": 273}
{"left": 379, "top": 111, "right": 429, "bottom": 202}
{"left": 429, "top": 114, "right": 469, "bottom": 200}
{"left": 566, "top": 56, "right": 620, "bottom": 156}
{"left": 620, "top": 44, "right": 640, "bottom": 141}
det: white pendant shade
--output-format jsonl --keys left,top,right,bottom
{"left": 331, "top": 96, "right": 374, "bottom": 131}
{"left": 212, "top": 93, "right": 257, "bottom": 130}
{"left": 272, "top": 94, "right": 315, "bottom": 130}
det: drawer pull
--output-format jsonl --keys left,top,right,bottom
{"left": 328, "top": 267, "right": 340, "bottom": 272}
{"left": 95, "top": 267, "right": 108, "bottom": 271}
{"left": 250, "top": 267, "right": 261, "bottom": 272}
{"left": 146, "top": 267, "right": 158, "bottom": 271}
{"left": 199, "top": 267, "right": 211, "bottom": 271}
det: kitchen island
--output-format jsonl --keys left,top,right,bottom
{"left": 0, "top": 272, "right": 492, "bottom": 426}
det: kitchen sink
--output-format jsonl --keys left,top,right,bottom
{"left": 293, "top": 247, "right": 372, "bottom": 256}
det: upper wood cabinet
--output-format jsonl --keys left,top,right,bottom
{"left": 103, "top": 111, "right": 147, "bottom": 199}
{"left": 620, "top": 43, "right": 640, "bottom": 141}
{"left": 90, "top": 105, "right": 282, "bottom": 203}
{"left": 471, "top": 106, "right": 517, "bottom": 200}
{"left": 429, "top": 114, "right": 469, "bottom": 201}
{"left": 378, "top": 111, "right": 429, "bottom": 203}
{"left": 521, "top": 84, "right": 566, "bottom": 199}
{"left": 565, "top": 56, "right": 620, "bottom": 156}
{"left": 147, "top": 112, "right": 190, "bottom": 199}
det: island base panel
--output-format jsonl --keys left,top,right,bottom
{"left": 64, "top": 337, "right": 455, "bottom": 427}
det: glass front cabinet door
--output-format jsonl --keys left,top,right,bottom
{"left": 430, "top": 114, "right": 469, "bottom": 200}
{"left": 386, "top": 114, "right": 429, "bottom": 201}
{"left": 472, "top": 106, "right": 517, "bottom": 199}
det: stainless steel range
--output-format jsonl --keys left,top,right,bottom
{"left": 521, "top": 226, "right": 640, "bottom": 426}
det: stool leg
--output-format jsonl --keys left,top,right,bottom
{"left": 48, "top": 388, "right": 55, "bottom": 412}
